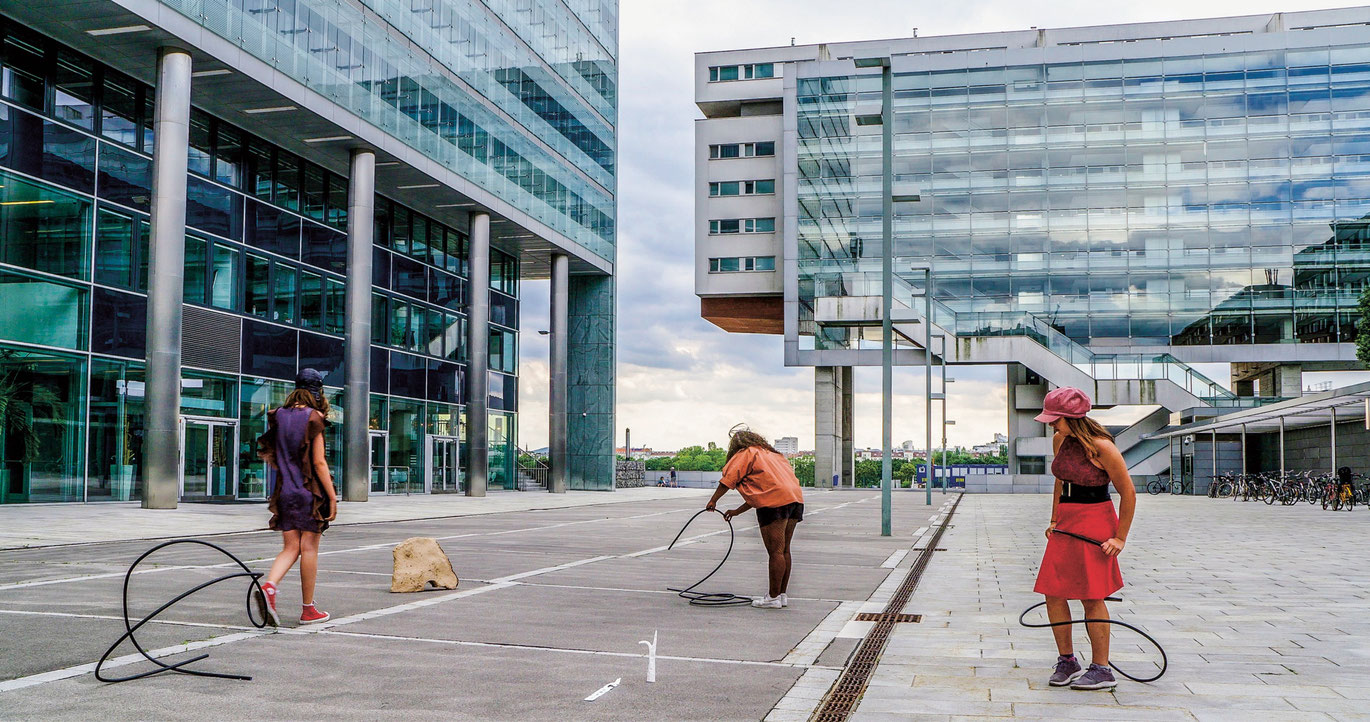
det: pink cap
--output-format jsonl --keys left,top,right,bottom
{"left": 1034, "top": 387, "right": 1092, "bottom": 423}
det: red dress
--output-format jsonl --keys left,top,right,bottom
{"left": 1033, "top": 435, "right": 1124, "bottom": 600}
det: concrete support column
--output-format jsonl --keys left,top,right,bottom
{"left": 466, "top": 212, "right": 490, "bottom": 497}
{"left": 548, "top": 254, "right": 568, "bottom": 493}
{"left": 566, "top": 275, "right": 615, "bottom": 489}
{"left": 142, "top": 48, "right": 193, "bottom": 510}
{"left": 814, "top": 366, "right": 839, "bottom": 488}
{"left": 342, "top": 149, "right": 375, "bottom": 502}
{"left": 840, "top": 366, "right": 855, "bottom": 487}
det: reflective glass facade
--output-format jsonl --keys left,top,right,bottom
{"left": 797, "top": 38, "right": 1370, "bottom": 353}
{"left": 0, "top": 18, "right": 520, "bottom": 502}
{"left": 158, "top": 0, "right": 617, "bottom": 261}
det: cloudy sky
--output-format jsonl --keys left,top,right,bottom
{"left": 517, "top": 0, "right": 1358, "bottom": 454}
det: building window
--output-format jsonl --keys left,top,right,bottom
{"left": 708, "top": 63, "right": 775, "bottom": 82}
{"left": 709, "top": 256, "right": 776, "bottom": 273}
{"left": 709, "top": 142, "right": 775, "bottom": 159}
{"left": 709, "top": 217, "right": 776, "bottom": 234}
{"left": 708, "top": 179, "right": 775, "bottom": 197}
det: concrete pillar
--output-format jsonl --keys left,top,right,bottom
{"left": 548, "top": 253, "right": 568, "bottom": 493}
{"left": 466, "top": 212, "right": 490, "bottom": 497}
{"left": 814, "top": 366, "right": 839, "bottom": 488}
{"left": 342, "top": 149, "right": 374, "bottom": 502}
{"left": 1006, "top": 363, "right": 1048, "bottom": 476}
{"left": 142, "top": 48, "right": 193, "bottom": 510}
{"left": 840, "top": 365, "right": 855, "bottom": 487}
{"left": 1271, "top": 364, "right": 1303, "bottom": 398}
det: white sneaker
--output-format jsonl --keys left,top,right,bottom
{"left": 752, "top": 595, "right": 783, "bottom": 609}
{"left": 779, "top": 593, "right": 789, "bottom": 608}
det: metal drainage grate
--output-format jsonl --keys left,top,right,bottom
{"left": 853, "top": 613, "right": 922, "bottom": 623}
{"left": 809, "top": 493, "right": 964, "bottom": 722}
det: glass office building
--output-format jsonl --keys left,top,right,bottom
{"left": 0, "top": 0, "right": 617, "bottom": 504}
{"left": 795, "top": 28, "right": 1370, "bottom": 354}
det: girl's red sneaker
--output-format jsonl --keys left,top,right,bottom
{"left": 258, "top": 581, "right": 280, "bottom": 627}
{"left": 299, "top": 604, "right": 331, "bottom": 624}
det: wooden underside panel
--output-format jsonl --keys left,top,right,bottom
{"left": 701, "top": 296, "right": 783, "bottom": 335}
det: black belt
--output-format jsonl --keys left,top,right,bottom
{"left": 1059, "top": 482, "right": 1111, "bottom": 504}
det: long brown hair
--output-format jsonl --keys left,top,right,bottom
{"left": 1061, "top": 416, "right": 1113, "bottom": 465}
{"left": 726, "top": 429, "right": 779, "bottom": 462}
{"left": 282, "top": 388, "right": 331, "bottom": 418}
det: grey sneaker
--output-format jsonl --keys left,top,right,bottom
{"left": 1048, "top": 654, "right": 1083, "bottom": 686}
{"left": 1071, "top": 663, "right": 1117, "bottom": 690}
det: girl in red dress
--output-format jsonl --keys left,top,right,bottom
{"left": 1032, "top": 387, "right": 1137, "bottom": 690}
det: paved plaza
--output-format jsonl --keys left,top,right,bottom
{"left": 0, "top": 491, "right": 1366, "bottom": 721}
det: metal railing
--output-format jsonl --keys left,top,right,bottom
{"left": 832, "top": 272, "right": 1241, "bottom": 404}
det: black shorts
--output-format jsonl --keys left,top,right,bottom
{"left": 756, "top": 502, "right": 804, "bottom": 527}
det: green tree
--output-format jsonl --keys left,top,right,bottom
{"left": 1359, "top": 285, "right": 1370, "bottom": 365}
{"left": 790, "top": 456, "right": 815, "bottom": 486}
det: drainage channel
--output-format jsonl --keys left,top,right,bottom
{"left": 809, "top": 494, "right": 964, "bottom": 722}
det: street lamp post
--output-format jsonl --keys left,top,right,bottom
{"left": 856, "top": 54, "right": 922, "bottom": 530}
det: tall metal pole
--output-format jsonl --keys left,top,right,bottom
{"left": 343, "top": 149, "right": 375, "bottom": 502}
{"left": 880, "top": 62, "right": 893, "bottom": 536}
{"left": 924, "top": 267, "right": 933, "bottom": 507}
{"left": 548, "top": 253, "right": 568, "bottom": 493}
{"left": 1210, "top": 429, "right": 1217, "bottom": 496}
{"left": 143, "top": 48, "right": 193, "bottom": 510}
{"left": 940, "top": 336, "right": 947, "bottom": 495}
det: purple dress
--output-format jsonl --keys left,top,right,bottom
{"left": 258, "top": 406, "right": 331, "bottom": 533}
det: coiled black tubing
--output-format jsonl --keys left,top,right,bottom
{"left": 665, "top": 508, "right": 753, "bottom": 606}
{"left": 1018, "top": 528, "right": 1169, "bottom": 683}
{"left": 96, "top": 539, "right": 272, "bottom": 683}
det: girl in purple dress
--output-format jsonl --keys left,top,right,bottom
{"left": 255, "top": 369, "right": 338, "bottom": 626}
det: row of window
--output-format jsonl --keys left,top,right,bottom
{"left": 709, "top": 142, "right": 775, "bottom": 159}
{"left": 709, "top": 256, "right": 776, "bottom": 273}
{"left": 709, "top": 218, "right": 776, "bottom": 234}
{"left": 709, "top": 179, "right": 776, "bottom": 197}
{"left": 709, "top": 63, "right": 775, "bottom": 82}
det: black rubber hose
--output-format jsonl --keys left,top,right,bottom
{"left": 1019, "top": 530, "right": 1168, "bottom": 683}
{"left": 665, "top": 508, "right": 753, "bottom": 606}
{"left": 95, "top": 539, "right": 272, "bottom": 683}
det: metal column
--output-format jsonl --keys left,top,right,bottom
{"left": 924, "top": 268, "right": 933, "bottom": 508}
{"left": 466, "top": 212, "right": 490, "bottom": 496}
{"left": 142, "top": 48, "right": 193, "bottom": 510}
{"left": 1330, "top": 407, "right": 1337, "bottom": 474}
{"left": 1278, "top": 416, "right": 1286, "bottom": 477}
{"left": 879, "top": 61, "right": 893, "bottom": 535}
{"left": 1240, "top": 424, "right": 1247, "bottom": 476}
{"left": 1210, "top": 429, "right": 1217, "bottom": 494}
{"left": 548, "top": 253, "right": 568, "bottom": 493}
{"left": 342, "top": 149, "right": 375, "bottom": 502}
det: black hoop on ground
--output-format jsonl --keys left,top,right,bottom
{"left": 665, "top": 508, "right": 753, "bottom": 606}
{"left": 1021, "top": 529, "right": 1168, "bottom": 683}
{"left": 95, "top": 539, "right": 272, "bottom": 683}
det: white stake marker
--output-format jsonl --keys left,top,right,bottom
{"left": 585, "top": 678, "right": 621, "bottom": 701}
{"left": 639, "top": 630, "right": 658, "bottom": 683}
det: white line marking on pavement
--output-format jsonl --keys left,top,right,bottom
{"left": 584, "top": 678, "right": 620, "bottom": 701}
{"left": 490, "top": 556, "right": 614, "bottom": 583}
{"left": 0, "top": 631, "right": 268, "bottom": 693}
{"left": 0, "top": 608, "right": 257, "bottom": 633}
{"left": 880, "top": 550, "right": 908, "bottom": 569}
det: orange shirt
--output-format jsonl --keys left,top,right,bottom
{"left": 720, "top": 446, "right": 804, "bottom": 509}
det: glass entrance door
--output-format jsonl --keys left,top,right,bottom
{"left": 181, "top": 418, "right": 238, "bottom": 499}
{"left": 369, "top": 431, "right": 389, "bottom": 494}
{"left": 430, "top": 436, "right": 461, "bottom": 493}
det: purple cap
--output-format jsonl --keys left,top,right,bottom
{"left": 1034, "top": 387, "right": 1092, "bottom": 423}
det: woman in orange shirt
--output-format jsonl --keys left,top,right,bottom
{"left": 705, "top": 430, "right": 805, "bottom": 609}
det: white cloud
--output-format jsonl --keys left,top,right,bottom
{"left": 518, "top": 0, "right": 1348, "bottom": 452}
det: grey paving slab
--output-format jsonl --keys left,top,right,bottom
{"left": 845, "top": 494, "right": 1369, "bottom": 720}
